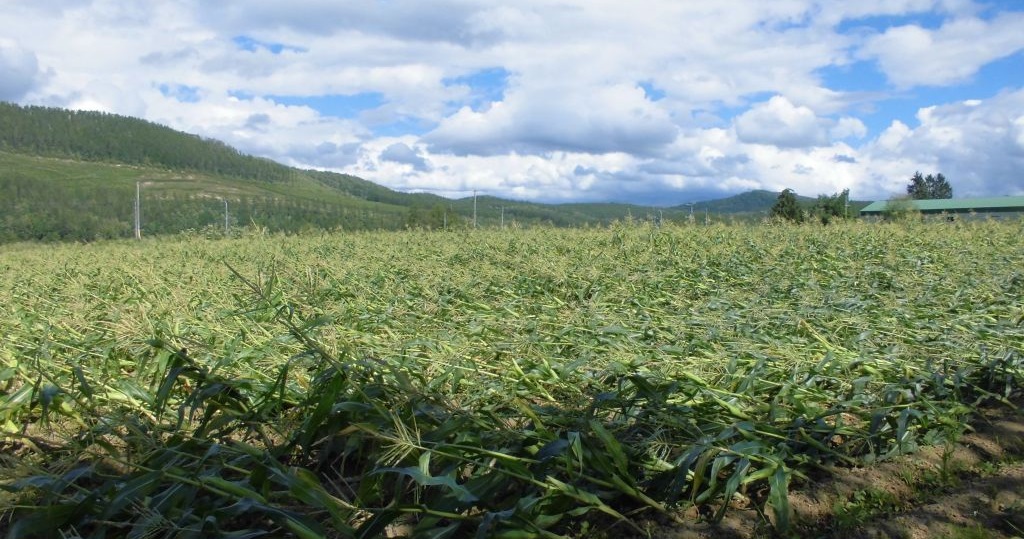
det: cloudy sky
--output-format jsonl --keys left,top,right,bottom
{"left": 2, "top": 1, "right": 1023, "bottom": 205}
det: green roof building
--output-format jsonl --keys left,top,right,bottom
{"left": 860, "top": 196, "right": 1024, "bottom": 217}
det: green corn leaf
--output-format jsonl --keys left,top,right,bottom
{"left": 588, "top": 419, "right": 629, "bottom": 477}
{"left": 691, "top": 447, "right": 719, "bottom": 504}
{"left": 713, "top": 457, "right": 750, "bottom": 522}
{"left": 6, "top": 503, "right": 81, "bottom": 539}
{"left": 768, "top": 465, "right": 792, "bottom": 532}
{"left": 106, "top": 470, "right": 165, "bottom": 518}
{"left": 374, "top": 466, "right": 479, "bottom": 503}
{"left": 284, "top": 517, "right": 325, "bottom": 539}
{"left": 72, "top": 365, "right": 93, "bottom": 398}
{"left": 200, "top": 475, "right": 267, "bottom": 504}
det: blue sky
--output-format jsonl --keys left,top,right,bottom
{"left": 1, "top": 1, "right": 1023, "bottom": 204}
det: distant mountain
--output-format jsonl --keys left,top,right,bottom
{"left": 0, "top": 102, "right": 861, "bottom": 243}
{"left": 677, "top": 189, "right": 871, "bottom": 217}
{"left": 677, "top": 189, "right": 812, "bottom": 214}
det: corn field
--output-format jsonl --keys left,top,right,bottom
{"left": 1, "top": 220, "right": 1022, "bottom": 538}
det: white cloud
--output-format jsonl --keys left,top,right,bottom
{"left": 197, "top": 1, "right": 489, "bottom": 45}
{"left": 831, "top": 117, "right": 868, "bottom": 140}
{"left": 860, "top": 13, "right": 1024, "bottom": 88}
{"left": 412, "top": 86, "right": 1023, "bottom": 203}
{"left": 426, "top": 83, "right": 678, "bottom": 156}
{"left": 862, "top": 89, "right": 1024, "bottom": 196}
{"left": 380, "top": 142, "right": 431, "bottom": 172}
{"left": 1, "top": 0, "right": 1022, "bottom": 205}
{"left": 1015, "top": 116, "right": 1024, "bottom": 152}
{"left": 0, "top": 40, "right": 44, "bottom": 100}
{"left": 873, "top": 120, "right": 913, "bottom": 154}
{"left": 734, "top": 96, "right": 828, "bottom": 148}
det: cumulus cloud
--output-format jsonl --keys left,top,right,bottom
{"left": 831, "top": 117, "right": 868, "bottom": 140}
{"left": 0, "top": 40, "right": 43, "bottom": 100}
{"left": 860, "top": 13, "right": 1024, "bottom": 88}
{"left": 862, "top": 89, "right": 1024, "bottom": 196}
{"left": 426, "top": 83, "right": 677, "bottom": 156}
{"left": 734, "top": 96, "right": 828, "bottom": 148}
{"left": 380, "top": 142, "right": 431, "bottom": 171}
{"left": 1, "top": 0, "right": 1022, "bottom": 205}
{"left": 198, "top": 1, "right": 490, "bottom": 45}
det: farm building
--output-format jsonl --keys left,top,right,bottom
{"left": 860, "top": 196, "right": 1024, "bottom": 219}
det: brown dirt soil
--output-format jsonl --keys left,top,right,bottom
{"left": 629, "top": 401, "right": 1024, "bottom": 539}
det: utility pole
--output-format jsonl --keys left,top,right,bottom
{"left": 223, "top": 198, "right": 229, "bottom": 235}
{"left": 473, "top": 190, "right": 478, "bottom": 228}
{"left": 133, "top": 182, "right": 141, "bottom": 240}
{"left": 500, "top": 206, "right": 505, "bottom": 229}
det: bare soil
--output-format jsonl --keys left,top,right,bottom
{"left": 633, "top": 401, "right": 1024, "bottom": 539}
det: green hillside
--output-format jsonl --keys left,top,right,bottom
{"left": 685, "top": 189, "right": 813, "bottom": 214}
{"left": 678, "top": 189, "right": 872, "bottom": 221}
{"left": 0, "top": 103, "right": 691, "bottom": 242}
{"left": 0, "top": 102, "right": 862, "bottom": 243}
{"left": 0, "top": 151, "right": 415, "bottom": 242}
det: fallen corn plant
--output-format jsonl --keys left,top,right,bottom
{"left": 0, "top": 220, "right": 1021, "bottom": 537}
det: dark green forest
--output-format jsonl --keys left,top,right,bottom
{"left": 0, "top": 102, "right": 294, "bottom": 183}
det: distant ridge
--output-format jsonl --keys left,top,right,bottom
{"left": 0, "top": 102, "right": 296, "bottom": 183}
{"left": 676, "top": 189, "right": 871, "bottom": 217}
{"left": 0, "top": 102, "right": 857, "bottom": 243}
{"left": 677, "top": 189, "right": 814, "bottom": 214}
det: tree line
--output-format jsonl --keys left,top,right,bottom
{"left": 905, "top": 172, "right": 952, "bottom": 200}
{"left": 770, "top": 188, "right": 851, "bottom": 224}
{"left": 770, "top": 172, "right": 953, "bottom": 223}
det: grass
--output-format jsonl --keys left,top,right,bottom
{"left": 0, "top": 219, "right": 1022, "bottom": 537}
{"left": 833, "top": 488, "right": 903, "bottom": 530}
{"left": 0, "top": 150, "right": 402, "bottom": 209}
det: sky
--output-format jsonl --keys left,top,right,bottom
{"left": 2, "top": 1, "right": 1023, "bottom": 205}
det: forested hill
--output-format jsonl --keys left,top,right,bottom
{"left": 0, "top": 102, "right": 842, "bottom": 244}
{"left": 0, "top": 102, "right": 295, "bottom": 183}
{"left": 1, "top": 103, "right": 694, "bottom": 242}
{"left": 681, "top": 190, "right": 814, "bottom": 214}
{"left": 0, "top": 102, "right": 464, "bottom": 207}
{"left": 0, "top": 102, "right": 437, "bottom": 241}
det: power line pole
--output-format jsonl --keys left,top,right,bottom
{"left": 223, "top": 198, "right": 229, "bottom": 235}
{"left": 133, "top": 182, "right": 141, "bottom": 240}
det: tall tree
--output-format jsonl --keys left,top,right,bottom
{"left": 906, "top": 172, "right": 953, "bottom": 199}
{"left": 770, "top": 189, "right": 804, "bottom": 223}
{"left": 812, "top": 188, "right": 850, "bottom": 225}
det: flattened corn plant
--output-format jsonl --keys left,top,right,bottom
{"left": 0, "top": 220, "right": 1022, "bottom": 538}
